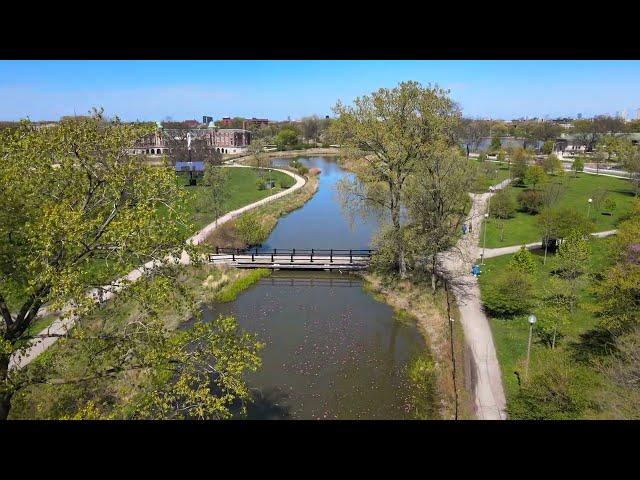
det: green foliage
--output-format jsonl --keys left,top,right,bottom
{"left": 517, "top": 189, "right": 543, "bottom": 214}
{"left": 571, "top": 157, "right": 585, "bottom": 176}
{"left": 556, "top": 230, "right": 591, "bottom": 279}
{"left": 490, "top": 135, "right": 501, "bottom": 152}
{"left": 542, "top": 153, "right": 563, "bottom": 175}
{"left": 214, "top": 269, "right": 271, "bottom": 303}
{"left": 234, "top": 213, "right": 267, "bottom": 246}
{"left": 491, "top": 189, "right": 517, "bottom": 219}
{"left": 526, "top": 164, "right": 549, "bottom": 188}
{"left": 542, "top": 140, "right": 555, "bottom": 155}
{"left": 404, "top": 351, "right": 440, "bottom": 419}
{"left": 256, "top": 178, "right": 267, "bottom": 190}
{"left": 478, "top": 152, "right": 487, "bottom": 162}
{"left": 511, "top": 147, "right": 530, "bottom": 185}
{"left": 509, "top": 246, "right": 537, "bottom": 274}
{"left": 497, "top": 150, "right": 506, "bottom": 162}
{"left": 508, "top": 351, "right": 600, "bottom": 419}
{"left": 482, "top": 268, "right": 535, "bottom": 317}
{"left": 275, "top": 128, "right": 300, "bottom": 149}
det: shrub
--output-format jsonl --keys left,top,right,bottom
{"left": 478, "top": 152, "right": 487, "bottom": 162}
{"left": 482, "top": 268, "right": 535, "bottom": 317}
{"left": 508, "top": 351, "right": 600, "bottom": 419}
{"left": 234, "top": 213, "right": 267, "bottom": 246}
{"left": 491, "top": 189, "right": 517, "bottom": 219}
{"left": 497, "top": 150, "right": 506, "bottom": 162}
{"left": 509, "top": 246, "right": 537, "bottom": 274}
{"left": 256, "top": 179, "right": 267, "bottom": 190}
{"left": 517, "top": 189, "right": 543, "bottom": 214}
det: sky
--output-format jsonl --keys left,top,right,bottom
{"left": 1, "top": 60, "right": 639, "bottom": 122}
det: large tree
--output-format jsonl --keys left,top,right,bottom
{"left": 404, "top": 145, "right": 474, "bottom": 291}
{"left": 332, "top": 81, "right": 460, "bottom": 278}
{"left": 0, "top": 111, "right": 260, "bottom": 419}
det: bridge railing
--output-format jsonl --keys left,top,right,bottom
{"left": 209, "top": 247, "right": 376, "bottom": 264}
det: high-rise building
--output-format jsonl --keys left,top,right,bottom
{"left": 202, "top": 115, "right": 213, "bottom": 125}
{"left": 577, "top": 113, "right": 582, "bottom": 119}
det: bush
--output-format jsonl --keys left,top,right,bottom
{"left": 234, "top": 213, "right": 267, "bottom": 246}
{"left": 497, "top": 150, "right": 506, "bottom": 162}
{"left": 509, "top": 246, "right": 537, "bottom": 274}
{"left": 508, "top": 351, "right": 600, "bottom": 419}
{"left": 256, "top": 179, "right": 267, "bottom": 190}
{"left": 491, "top": 189, "right": 517, "bottom": 219}
{"left": 517, "top": 189, "right": 543, "bottom": 214}
{"left": 297, "top": 165, "right": 309, "bottom": 176}
{"left": 482, "top": 268, "right": 535, "bottom": 317}
{"left": 478, "top": 152, "right": 487, "bottom": 162}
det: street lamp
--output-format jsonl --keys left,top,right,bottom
{"left": 587, "top": 197, "right": 593, "bottom": 218}
{"left": 525, "top": 314, "right": 537, "bottom": 381}
{"left": 481, "top": 212, "right": 489, "bottom": 265}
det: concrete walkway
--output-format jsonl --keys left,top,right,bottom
{"left": 482, "top": 229, "right": 618, "bottom": 259}
{"left": 9, "top": 165, "right": 306, "bottom": 370}
{"left": 440, "top": 177, "right": 511, "bottom": 420}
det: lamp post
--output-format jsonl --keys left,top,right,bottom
{"left": 481, "top": 212, "right": 489, "bottom": 265}
{"left": 525, "top": 314, "right": 537, "bottom": 381}
{"left": 587, "top": 197, "right": 593, "bottom": 218}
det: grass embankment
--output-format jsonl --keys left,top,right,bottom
{"left": 477, "top": 237, "right": 616, "bottom": 411}
{"left": 480, "top": 173, "right": 636, "bottom": 248}
{"left": 362, "top": 273, "right": 474, "bottom": 420}
{"left": 205, "top": 170, "right": 320, "bottom": 248}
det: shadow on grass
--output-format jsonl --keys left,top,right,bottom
{"left": 569, "top": 326, "right": 617, "bottom": 364}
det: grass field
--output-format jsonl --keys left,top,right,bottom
{"left": 178, "top": 167, "right": 294, "bottom": 230}
{"left": 480, "top": 172, "right": 636, "bottom": 248}
{"left": 471, "top": 161, "right": 512, "bottom": 193}
{"left": 477, "top": 237, "right": 616, "bottom": 402}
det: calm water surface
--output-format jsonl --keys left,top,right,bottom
{"left": 203, "top": 157, "right": 434, "bottom": 419}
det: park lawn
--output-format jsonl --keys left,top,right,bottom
{"left": 471, "top": 162, "right": 511, "bottom": 193}
{"left": 478, "top": 236, "right": 616, "bottom": 403}
{"left": 480, "top": 173, "right": 636, "bottom": 248}
{"left": 178, "top": 167, "right": 295, "bottom": 230}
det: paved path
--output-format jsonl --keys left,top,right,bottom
{"left": 9, "top": 165, "right": 306, "bottom": 370}
{"left": 481, "top": 230, "right": 618, "bottom": 259}
{"left": 440, "top": 178, "right": 511, "bottom": 420}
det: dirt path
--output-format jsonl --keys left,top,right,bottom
{"left": 9, "top": 166, "right": 306, "bottom": 371}
{"left": 440, "top": 178, "right": 511, "bottom": 420}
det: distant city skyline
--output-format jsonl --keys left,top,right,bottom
{"left": 1, "top": 60, "right": 639, "bottom": 122}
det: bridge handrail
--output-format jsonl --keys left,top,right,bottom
{"left": 212, "top": 247, "right": 376, "bottom": 256}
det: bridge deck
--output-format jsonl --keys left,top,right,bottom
{"left": 208, "top": 249, "right": 374, "bottom": 270}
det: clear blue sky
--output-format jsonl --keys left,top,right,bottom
{"left": 1, "top": 60, "right": 639, "bottom": 121}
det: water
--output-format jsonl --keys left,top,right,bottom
{"left": 203, "top": 157, "right": 436, "bottom": 419}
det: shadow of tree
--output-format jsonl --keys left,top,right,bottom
{"left": 243, "top": 387, "right": 292, "bottom": 420}
{"left": 569, "top": 326, "right": 617, "bottom": 364}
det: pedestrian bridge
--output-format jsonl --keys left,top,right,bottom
{"left": 208, "top": 248, "right": 375, "bottom": 270}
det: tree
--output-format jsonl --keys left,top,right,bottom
{"left": 542, "top": 140, "right": 555, "bottom": 155}
{"left": 526, "top": 164, "right": 548, "bottom": 189}
{"left": 509, "top": 246, "right": 537, "bottom": 274}
{"left": 571, "top": 157, "right": 585, "bottom": 177}
{"left": 511, "top": 147, "right": 531, "bottom": 185}
{"left": 332, "top": 81, "right": 460, "bottom": 278}
{"left": 497, "top": 150, "right": 506, "bottom": 163}
{"left": 404, "top": 147, "right": 474, "bottom": 292}
{"left": 490, "top": 135, "right": 501, "bottom": 153}
{"left": 556, "top": 230, "right": 591, "bottom": 311}
{"left": 518, "top": 189, "right": 543, "bottom": 214}
{"left": 202, "top": 163, "right": 230, "bottom": 223}
{"left": 621, "top": 147, "right": 640, "bottom": 196}
{"left": 275, "top": 128, "right": 299, "bottom": 149}
{"left": 0, "top": 111, "right": 260, "bottom": 419}
{"left": 491, "top": 189, "right": 516, "bottom": 242}
{"left": 542, "top": 153, "right": 563, "bottom": 175}
{"left": 161, "top": 128, "right": 222, "bottom": 165}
